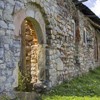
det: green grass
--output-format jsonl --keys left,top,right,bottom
{"left": 42, "top": 67, "right": 100, "bottom": 100}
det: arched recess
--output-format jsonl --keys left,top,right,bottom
{"left": 14, "top": 5, "right": 47, "bottom": 89}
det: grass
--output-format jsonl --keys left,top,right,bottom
{"left": 42, "top": 67, "right": 100, "bottom": 100}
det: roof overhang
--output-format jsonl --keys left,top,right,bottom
{"left": 73, "top": 0, "right": 100, "bottom": 30}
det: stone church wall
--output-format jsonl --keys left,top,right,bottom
{"left": 0, "top": 0, "right": 100, "bottom": 94}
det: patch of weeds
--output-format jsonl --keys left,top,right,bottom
{"left": 15, "top": 70, "right": 33, "bottom": 92}
{"left": 0, "top": 96, "right": 10, "bottom": 100}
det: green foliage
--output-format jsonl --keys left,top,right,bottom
{"left": 0, "top": 96, "right": 19, "bottom": 100}
{"left": 42, "top": 67, "right": 100, "bottom": 100}
{"left": 0, "top": 96, "right": 10, "bottom": 100}
{"left": 15, "top": 70, "right": 26, "bottom": 91}
{"left": 15, "top": 70, "right": 33, "bottom": 92}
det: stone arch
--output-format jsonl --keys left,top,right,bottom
{"left": 14, "top": 5, "right": 47, "bottom": 89}
{"left": 26, "top": 2, "right": 50, "bottom": 25}
{"left": 14, "top": 8, "right": 46, "bottom": 44}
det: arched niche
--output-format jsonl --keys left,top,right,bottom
{"left": 14, "top": 6, "right": 46, "bottom": 90}
{"left": 14, "top": 8, "right": 46, "bottom": 44}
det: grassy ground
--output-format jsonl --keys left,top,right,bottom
{"left": 42, "top": 67, "right": 100, "bottom": 100}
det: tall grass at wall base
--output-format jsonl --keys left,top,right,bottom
{"left": 42, "top": 67, "right": 100, "bottom": 100}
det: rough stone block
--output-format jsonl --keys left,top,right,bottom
{"left": 0, "top": 84, "right": 4, "bottom": 93}
{"left": 56, "top": 58, "right": 64, "bottom": 70}
{"left": 6, "top": 76, "right": 14, "bottom": 86}
{"left": 0, "top": 76, "right": 6, "bottom": 83}
{"left": 4, "top": 44, "right": 9, "bottom": 50}
{"left": 11, "top": 65, "right": 18, "bottom": 88}
{"left": 2, "top": 36, "right": 13, "bottom": 44}
{"left": 0, "top": 59, "right": 3, "bottom": 64}
{"left": 5, "top": 83, "right": 12, "bottom": 91}
{"left": 0, "top": 64, "right": 6, "bottom": 69}
{"left": 0, "top": 48, "right": 4, "bottom": 59}
{"left": 26, "top": 10, "right": 35, "bottom": 18}
{"left": 0, "top": 20, "right": 7, "bottom": 29}
{"left": 8, "top": 23, "right": 15, "bottom": 30}
{"left": 5, "top": 51, "right": 11, "bottom": 62}
{"left": 14, "top": 1, "right": 24, "bottom": 13}
{"left": 0, "top": 29, "right": 5, "bottom": 36}
{"left": 0, "top": 1, "right": 4, "bottom": 9}
{"left": 4, "top": 12, "right": 13, "bottom": 21}
{"left": 14, "top": 52, "right": 20, "bottom": 57}
{"left": 6, "top": 69, "right": 12, "bottom": 76}
{"left": 6, "top": 0, "right": 15, "bottom": 5}
{"left": 0, "top": 9, "right": 2, "bottom": 18}
{"left": 4, "top": 3, "right": 13, "bottom": 14}
{"left": 6, "top": 62, "right": 14, "bottom": 68}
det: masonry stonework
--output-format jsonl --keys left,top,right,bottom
{"left": 0, "top": 0, "right": 100, "bottom": 96}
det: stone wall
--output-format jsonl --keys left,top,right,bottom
{"left": 0, "top": 0, "right": 19, "bottom": 94}
{"left": 77, "top": 11, "right": 96, "bottom": 73}
{"left": 0, "top": 0, "right": 100, "bottom": 95}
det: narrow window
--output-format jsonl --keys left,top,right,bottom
{"left": 94, "top": 37, "right": 98, "bottom": 61}
{"left": 83, "top": 28, "right": 87, "bottom": 43}
{"left": 72, "top": 20, "right": 76, "bottom": 41}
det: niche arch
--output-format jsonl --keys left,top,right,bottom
{"left": 14, "top": 6, "right": 47, "bottom": 89}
